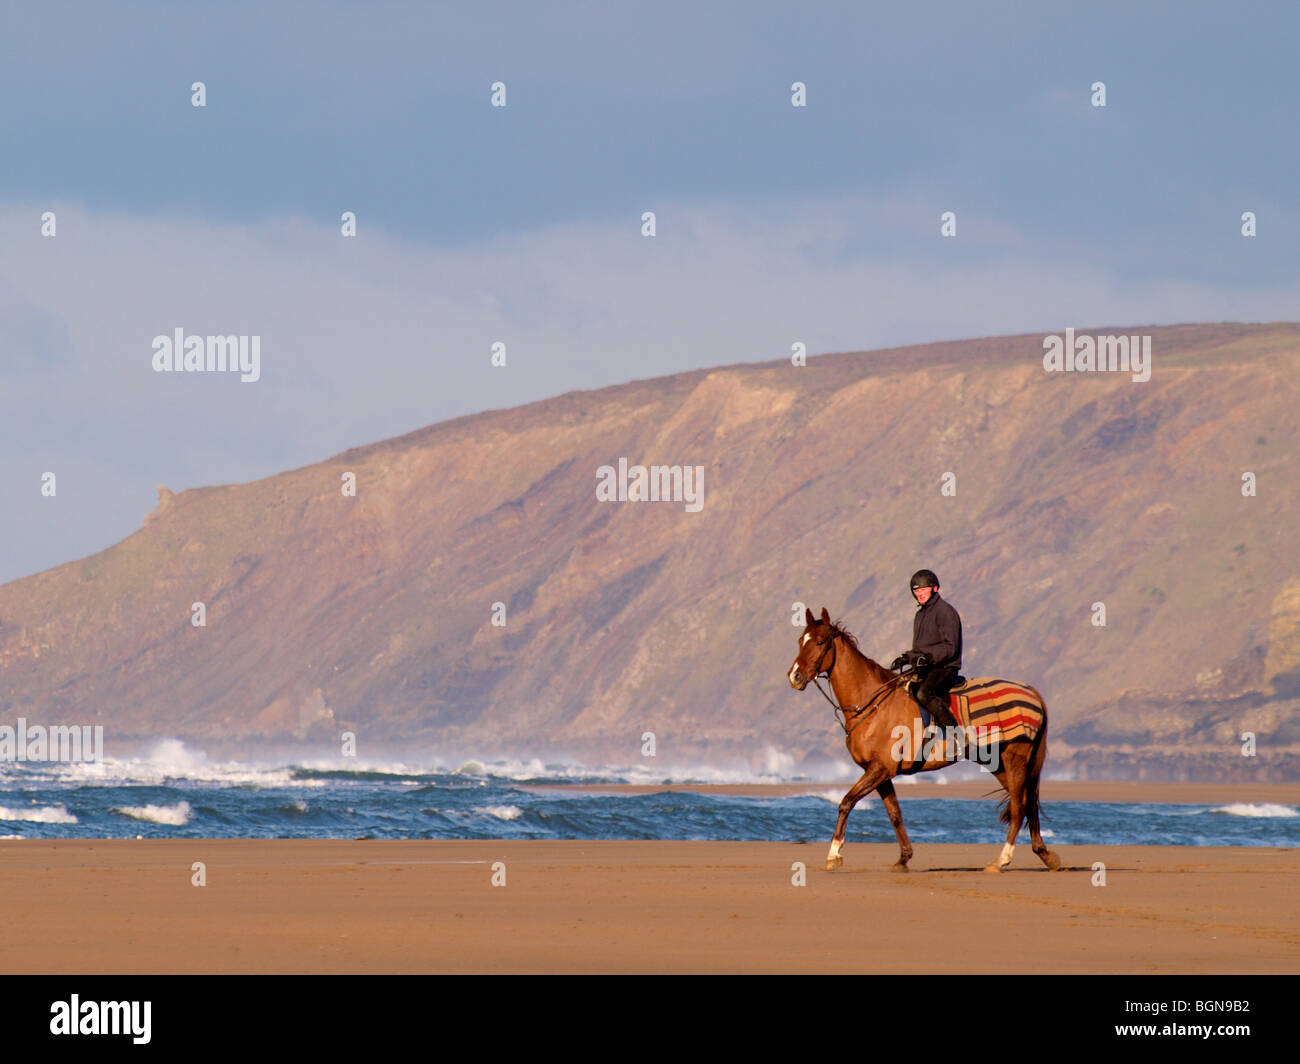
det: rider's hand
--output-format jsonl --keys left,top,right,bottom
{"left": 914, "top": 653, "right": 929, "bottom": 668}
{"left": 889, "top": 655, "right": 907, "bottom": 671}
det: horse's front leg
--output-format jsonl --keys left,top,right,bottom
{"left": 826, "top": 765, "right": 888, "bottom": 870}
{"left": 875, "top": 779, "right": 913, "bottom": 871}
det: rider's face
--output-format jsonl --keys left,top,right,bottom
{"left": 913, "top": 586, "right": 935, "bottom": 605}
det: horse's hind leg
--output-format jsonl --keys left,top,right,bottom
{"left": 826, "top": 765, "right": 887, "bottom": 870}
{"left": 985, "top": 747, "right": 1027, "bottom": 874}
{"left": 1027, "top": 792, "right": 1058, "bottom": 870}
{"left": 875, "top": 779, "right": 913, "bottom": 872}
{"left": 1025, "top": 737, "right": 1060, "bottom": 870}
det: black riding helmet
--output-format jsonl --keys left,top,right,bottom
{"left": 909, "top": 569, "right": 940, "bottom": 592}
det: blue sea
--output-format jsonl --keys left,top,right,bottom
{"left": 0, "top": 740, "right": 1295, "bottom": 847}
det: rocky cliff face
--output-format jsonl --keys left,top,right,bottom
{"left": 2, "top": 323, "right": 1297, "bottom": 778}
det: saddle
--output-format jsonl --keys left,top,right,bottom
{"left": 897, "top": 674, "right": 969, "bottom": 775}
{"left": 904, "top": 674, "right": 966, "bottom": 731}
{"left": 904, "top": 675, "right": 967, "bottom": 704}
{"left": 910, "top": 676, "right": 1046, "bottom": 745}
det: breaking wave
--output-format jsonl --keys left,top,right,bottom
{"left": 112, "top": 801, "right": 193, "bottom": 825}
{"left": 0, "top": 804, "right": 77, "bottom": 823}
{"left": 1208, "top": 803, "right": 1298, "bottom": 819}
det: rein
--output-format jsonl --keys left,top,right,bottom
{"left": 808, "top": 634, "right": 910, "bottom": 734}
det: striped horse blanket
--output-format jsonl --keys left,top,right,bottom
{"left": 948, "top": 678, "right": 1045, "bottom": 744}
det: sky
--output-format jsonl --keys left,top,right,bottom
{"left": 1, "top": 1, "right": 1297, "bottom": 582}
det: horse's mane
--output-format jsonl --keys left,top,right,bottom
{"left": 825, "top": 619, "right": 892, "bottom": 679}
{"left": 827, "top": 618, "right": 860, "bottom": 650}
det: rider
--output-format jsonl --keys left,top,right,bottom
{"left": 889, "top": 569, "right": 962, "bottom": 731}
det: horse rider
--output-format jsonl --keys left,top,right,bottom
{"left": 889, "top": 569, "right": 962, "bottom": 731}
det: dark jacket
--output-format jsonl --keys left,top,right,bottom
{"left": 909, "top": 592, "right": 962, "bottom": 670}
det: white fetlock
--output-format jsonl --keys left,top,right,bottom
{"left": 998, "top": 842, "right": 1015, "bottom": 867}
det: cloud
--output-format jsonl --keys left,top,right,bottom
{"left": 0, "top": 282, "right": 76, "bottom": 370}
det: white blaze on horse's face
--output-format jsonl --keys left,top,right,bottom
{"left": 789, "top": 628, "right": 818, "bottom": 689}
{"left": 789, "top": 631, "right": 810, "bottom": 689}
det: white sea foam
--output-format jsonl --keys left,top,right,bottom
{"left": 6, "top": 741, "right": 844, "bottom": 790}
{"left": 797, "top": 788, "right": 873, "bottom": 808}
{"left": 294, "top": 756, "right": 430, "bottom": 777}
{"left": 36, "top": 739, "right": 309, "bottom": 788}
{"left": 1209, "top": 803, "right": 1298, "bottom": 819}
{"left": 433, "top": 752, "right": 844, "bottom": 786}
{"left": 450, "top": 757, "right": 558, "bottom": 780}
{"left": 0, "top": 804, "right": 77, "bottom": 823}
{"left": 113, "top": 801, "right": 192, "bottom": 825}
{"left": 801, "top": 789, "right": 847, "bottom": 804}
{"left": 477, "top": 805, "right": 523, "bottom": 821}
{"left": 753, "top": 746, "right": 797, "bottom": 778}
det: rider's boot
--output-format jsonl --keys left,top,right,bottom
{"left": 923, "top": 694, "right": 959, "bottom": 758}
{"left": 925, "top": 692, "right": 957, "bottom": 729}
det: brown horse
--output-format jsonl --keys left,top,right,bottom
{"left": 787, "top": 607, "right": 1060, "bottom": 874}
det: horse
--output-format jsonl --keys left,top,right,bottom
{"left": 787, "top": 607, "right": 1061, "bottom": 874}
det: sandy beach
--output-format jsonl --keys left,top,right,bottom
{"left": 1, "top": 837, "right": 1295, "bottom": 973}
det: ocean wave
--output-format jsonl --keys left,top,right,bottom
{"left": 1208, "top": 803, "right": 1298, "bottom": 819}
{"left": 10, "top": 743, "right": 846, "bottom": 789}
{"left": 433, "top": 752, "right": 845, "bottom": 785}
{"left": 291, "top": 755, "right": 436, "bottom": 780}
{"left": 797, "top": 788, "right": 873, "bottom": 808}
{"left": 446, "top": 757, "right": 606, "bottom": 782}
{"left": 421, "top": 805, "right": 526, "bottom": 821}
{"left": 800, "top": 789, "right": 846, "bottom": 804}
{"left": 112, "top": 801, "right": 192, "bottom": 825}
{"left": 43, "top": 739, "right": 305, "bottom": 788}
{"left": 0, "top": 804, "right": 77, "bottom": 823}
{"left": 290, "top": 767, "right": 431, "bottom": 784}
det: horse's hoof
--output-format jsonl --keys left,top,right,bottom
{"left": 1045, "top": 851, "right": 1061, "bottom": 871}
{"left": 826, "top": 857, "right": 843, "bottom": 871}
{"left": 890, "top": 862, "right": 909, "bottom": 874}
{"left": 983, "top": 863, "right": 1002, "bottom": 874}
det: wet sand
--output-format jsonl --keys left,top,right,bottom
{"left": 1, "top": 839, "right": 1295, "bottom": 973}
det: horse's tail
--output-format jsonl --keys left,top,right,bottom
{"left": 1022, "top": 684, "right": 1050, "bottom": 825}
{"left": 999, "top": 683, "right": 1049, "bottom": 826}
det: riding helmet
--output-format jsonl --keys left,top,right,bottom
{"left": 909, "top": 569, "right": 940, "bottom": 591}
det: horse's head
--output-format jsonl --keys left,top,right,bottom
{"left": 788, "top": 606, "right": 836, "bottom": 690}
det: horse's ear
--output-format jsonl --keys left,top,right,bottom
{"left": 820, "top": 606, "right": 830, "bottom": 623}
{"left": 804, "top": 607, "right": 815, "bottom": 628}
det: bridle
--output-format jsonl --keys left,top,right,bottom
{"left": 804, "top": 631, "right": 910, "bottom": 734}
